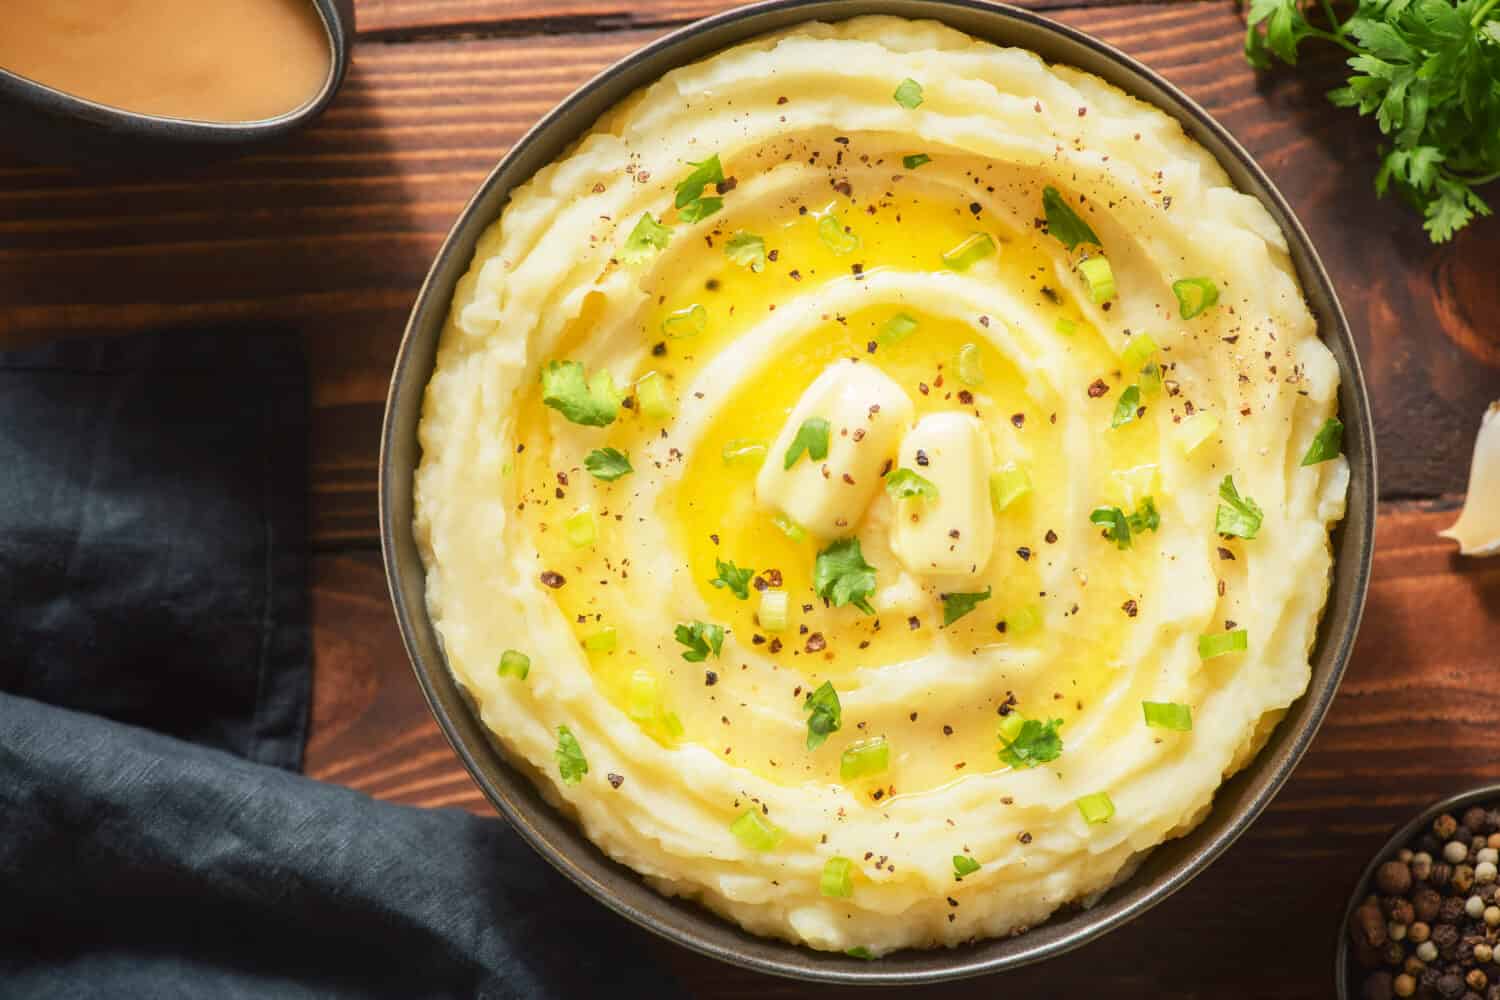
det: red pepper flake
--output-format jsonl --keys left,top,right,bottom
{"left": 943, "top": 725, "right": 953, "bottom": 736}
{"left": 1217, "top": 547, "right": 1235, "bottom": 560}
{"left": 540, "top": 571, "right": 565, "bottom": 588}
{"left": 908, "top": 616, "right": 921, "bottom": 631}
{"left": 1044, "top": 530, "right": 1058, "bottom": 544}
{"left": 918, "top": 382, "right": 930, "bottom": 396}
{"left": 1018, "top": 832, "right": 1033, "bottom": 844}
{"left": 842, "top": 473, "right": 855, "bottom": 485}
{"left": 805, "top": 633, "right": 826, "bottom": 653}
{"left": 777, "top": 96, "right": 788, "bottom": 105}
{"left": 1087, "top": 378, "right": 1109, "bottom": 398}
{"left": 958, "top": 390, "right": 974, "bottom": 405}
{"left": 852, "top": 428, "right": 866, "bottom": 442}
{"left": 556, "top": 471, "right": 569, "bottom": 486}
{"left": 1122, "top": 599, "right": 1138, "bottom": 618}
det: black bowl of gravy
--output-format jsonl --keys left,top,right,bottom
{"left": 0, "top": 0, "right": 353, "bottom": 163}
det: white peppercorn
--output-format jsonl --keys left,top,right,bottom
{"left": 1389, "top": 921, "right": 1408, "bottom": 941}
{"left": 1486, "top": 905, "right": 1500, "bottom": 928}
{"left": 1479, "top": 848, "right": 1498, "bottom": 865}
{"left": 1413, "top": 852, "right": 1434, "bottom": 880}
{"left": 1417, "top": 940, "right": 1439, "bottom": 963}
{"left": 1446, "top": 840, "right": 1470, "bottom": 864}
{"left": 1477, "top": 943, "right": 1495, "bottom": 964}
{"left": 1479, "top": 861, "right": 1498, "bottom": 884}
{"left": 1466, "top": 894, "right": 1485, "bottom": 919}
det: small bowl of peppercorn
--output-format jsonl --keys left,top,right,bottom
{"left": 1341, "top": 785, "right": 1500, "bottom": 1000}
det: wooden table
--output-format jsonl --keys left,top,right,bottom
{"left": 4, "top": 0, "right": 1499, "bottom": 994}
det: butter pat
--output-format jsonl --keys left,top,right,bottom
{"left": 755, "top": 361, "right": 914, "bottom": 538}
{"left": 889, "top": 413, "right": 996, "bottom": 578}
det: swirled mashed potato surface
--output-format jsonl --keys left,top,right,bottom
{"left": 415, "top": 16, "right": 1348, "bottom": 954}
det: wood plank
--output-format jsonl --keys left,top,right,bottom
{"left": 2, "top": 3, "right": 1495, "bottom": 547}
{"left": 352, "top": 0, "right": 1138, "bottom": 38}
{"left": 307, "top": 501, "right": 1500, "bottom": 996}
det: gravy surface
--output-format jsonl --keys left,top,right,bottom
{"left": 0, "top": 0, "right": 331, "bottom": 122}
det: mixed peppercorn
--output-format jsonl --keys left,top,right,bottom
{"left": 1351, "top": 806, "right": 1500, "bottom": 1000}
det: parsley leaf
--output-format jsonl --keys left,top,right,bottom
{"left": 724, "top": 231, "right": 766, "bottom": 271}
{"left": 583, "top": 447, "right": 632, "bottom": 481}
{"left": 674, "top": 620, "right": 725, "bottom": 662}
{"left": 1112, "top": 384, "right": 1143, "bottom": 428}
{"left": 1090, "top": 497, "right": 1160, "bottom": 550}
{"left": 803, "top": 680, "right": 842, "bottom": 750}
{"left": 710, "top": 558, "right": 754, "bottom": 600}
{"left": 893, "top": 78, "right": 924, "bottom": 108}
{"left": 813, "top": 538, "right": 877, "bottom": 615}
{"left": 1042, "top": 185, "right": 1102, "bottom": 250}
{"left": 885, "top": 468, "right": 939, "bottom": 502}
{"left": 1216, "top": 475, "right": 1264, "bottom": 539}
{"left": 540, "top": 360, "right": 621, "bottom": 427}
{"left": 952, "top": 855, "right": 981, "bottom": 878}
{"left": 620, "top": 212, "right": 672, "bottom": 264}
{"left": 941, "top": 586, "right": 992, "bottom": 626}
{"left": 1301, "top": 417, "right": 1345, "bottom": 466}
{"left": 783, "top": 417, "right": 831, "bottom": 469}
{"left": 555, "top": 726, "right": 588, "bottom": 785}
{"left": 675, "top": 155, "right": 724, "bottom": 208}
{"left": 998, "top": 716, "right": 1064, "bottom": 769}
{"left": 903, "top": 153, "right": 932, "bottom": 169}
{"left": 1246, "top": 0, "right": 1500, "bottom": 243}
{"left": 678, "top": 196, "right": 722, "bottom": 223}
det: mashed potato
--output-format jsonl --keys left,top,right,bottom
{"left": 414, "top": 15, "right": 1348, "bottom": 955}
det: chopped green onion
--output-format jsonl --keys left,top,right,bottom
{"left": 1198, "top": 629, "right": 1248, "bottom": 660}
{"left": 1300, "top": 418, "right": 1344, "bottom": 466}
{"left": 1076, "top": 791, "right": 1115, "bottom": 824}
{"left": 1215, "top": 476, "right": 1263, "bottom": 539}
{"left": 1139, "top": 360, "right": 1163, "bottom": 396}
{"left": 818, "top": 213, "right": 861, "bottom": 255}
{"left": 1055, "top": 317, "right": 1078, "bottom": 336}
{"left": 952, "top": 855, "right": 981, "bottom": 879}
{"left": 1172, "top": 277, "right": 1220, "bottom": 319}
{"left": 885, "top": 468, "right": 938, "bottom": 502}
{"left": 1078, "top": 256, "right": 1116, "bottom": 304}
{"left": 555, "top": 726, "right": 588, "bottom": 785}
{"left": 878, "top": 312, "right": 919, "bottom": 346}
{"left": 584, "top": 447, "right": 632, "bottom": 481}
{"left": 498, "top": 649, "right": 530, "bottom": 680}
{"left": 1112, "top": 384, "right": 1142, "bottom": 428}
{"left": 627, "top": 669, "right": 662, "bottom": 722}
{"left": 1004, "top": 603, "right": 1042, "bottom": 636}
{"left": 759, "top": 590, "right": 789, "bottom": 633}
{"left": 1142, "top": 701, "right": 1193, "bottom": 731}
{"left": 730, "top": 809, "right": 784, "bottom": 851}
{"left": 565, "top": 510, "right": 597, "bottom": 548}
{"left": 1119, "top": 333, "right": 1159, "bottom": 376}
{"left": 902, "top": 153, "right": 931, "bottom": 169}
{"left": 634, "top": 371, "right": 674, "bottom": 420}
{"left": 839, "top": 736, "right": 889, "bottom": 781}
{"left": 845, "top": 946, "right": 875, "bottom": 961}
{"left": 783, "top": 417, "right": 831, "bottom": 469}
{"left": 821, "top": 856, "right": 854, "bottom": 898}
{"left": 620, "top": 212, "right": 672, "bottom": 265}
{"left": 1175, "top": 412, "right": 1220, "bottom": 454}
{"left": 661, "top": 303, "right": 707, "bottom": 339}
{"left": 941, "top": 233, "right": 996, "bottom": 271}
{"left": 722, "top": 439, "right": 767, "bottom": 467}
{"left": 989, "top": 464, "right": 1032, "bottom": 512}
{"left": 804, "top": 681, "right": 842, "bottom": 750}
{"left": 893, "top": 78, "right": 924, "bottom": 109}
{"left": 724, "top": 230, "right": 766, "bottom": 271}
{"left": 661, "top": 711, "right": 685, "bottom": 743}
{"left": 956, "top": 343, "right": 985, "bottom": 386}
{"left": 583, "top": 627, "right": 617, "bottom": 653}
{"left": 772, "top": 513, "right": 806, "bottom": 543}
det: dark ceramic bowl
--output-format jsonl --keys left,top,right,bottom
{"left": 1336, "top": 785, "right": 1500, "bottom": 998}
{"left": 381, "top": 0, "right": 1378, "bottom": 984}
{"left": 0, "top": 0, "right": 354, "bottom": 164}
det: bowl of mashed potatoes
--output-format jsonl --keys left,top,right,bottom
{"left": 382, "top": 0, "right": 1375, "bottom": 982}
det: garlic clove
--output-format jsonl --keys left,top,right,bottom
{"left": 1440, "top": 401, "right": 1500, "bottom": 557}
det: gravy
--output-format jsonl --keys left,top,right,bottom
{"left": 0, "top": 0, "right": 331, "bottom": 123}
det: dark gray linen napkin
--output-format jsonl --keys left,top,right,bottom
{"left": 0, "top": 330, "right": 686, "bottom": 999}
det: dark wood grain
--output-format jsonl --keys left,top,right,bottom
{"left": 2, "top": 1, "right": 1496, "bottom": 548}
{"left": 307, "top": 501, "right": 1500, "bottom": 997}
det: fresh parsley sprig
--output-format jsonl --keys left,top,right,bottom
{"left": 1245, "top": 0, "right": 1500, "bottom": 242}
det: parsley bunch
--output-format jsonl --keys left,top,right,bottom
{"left": 1245, "top": 0, "right": 1500, "bottom": 242}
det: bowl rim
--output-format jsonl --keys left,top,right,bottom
{"left": 380, "top": 0, "right": 1378, "bottom": 984}
{"left": 1334, "top": 783, "right": 1500, "bottom": 998}
{"left": 0, "top": 0, "right": 353, "bottom": 141}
